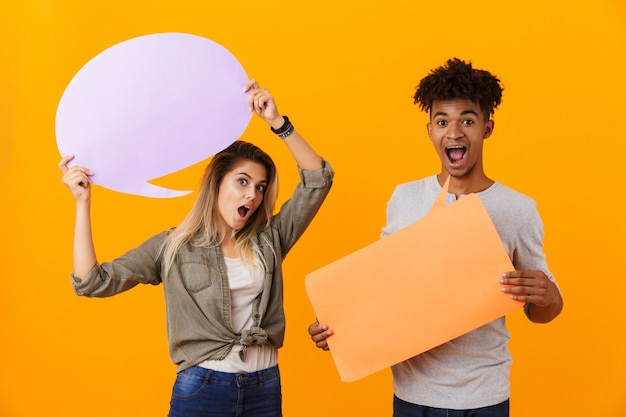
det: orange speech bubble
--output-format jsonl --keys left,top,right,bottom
{"left": 305, "top": 178, "right": 523, "bottom": 382}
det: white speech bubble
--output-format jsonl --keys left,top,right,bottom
{"left": 56, "top": 32, "right": 252, "bottom": 198}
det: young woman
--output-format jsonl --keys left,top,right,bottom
{"left": 59, "top": 79, "right": 334, "bottom": 417}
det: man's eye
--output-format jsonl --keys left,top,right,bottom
{"left": 462, "top": 119, "right": 474, "bottom": 125}
{"left": 436, "top": 120, "right": 447, "bottom": 126}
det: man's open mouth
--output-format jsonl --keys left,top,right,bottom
{"left": 446, "top": 146, "right": 466, "bottom": 163}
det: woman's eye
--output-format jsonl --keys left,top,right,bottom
{"left": 238, "top": 178, "right": 248, "bottom": 186}
{"left": 256, "top": 185, "right": 266, "bottom": 192}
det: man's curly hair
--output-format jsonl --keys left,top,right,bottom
{"left": 413, "top": 58, "right": 503, "bottom": 119}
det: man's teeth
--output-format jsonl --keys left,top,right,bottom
{"left": 446, "top": 146, "right": 466, "bottom": 162}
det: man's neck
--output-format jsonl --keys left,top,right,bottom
{"left": 437, "top": 173, "right": 494, "bottom": 198}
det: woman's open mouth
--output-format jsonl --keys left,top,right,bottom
{"left": 238, "top": 205, "right": 250, "bottom": 218}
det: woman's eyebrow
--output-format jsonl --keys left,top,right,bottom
{"left": 235, "top": 172, "right": 268, "bottom": 184}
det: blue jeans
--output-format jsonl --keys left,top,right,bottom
{"left": 168, "top": 365, "right": 282, "bottom": 417}
{"left": 393, "top": 395, "right": 509, "bottom": 417}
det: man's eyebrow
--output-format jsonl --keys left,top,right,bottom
{"left": 432, "top": 109, "right": 479, "bottom": 118}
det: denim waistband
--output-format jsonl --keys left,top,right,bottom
{"left": 184, "top": 364, "right": 280, "bottom": 386}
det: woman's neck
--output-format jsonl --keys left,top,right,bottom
{"left": 221, "top": 234, "right": 238, "bottom": 258}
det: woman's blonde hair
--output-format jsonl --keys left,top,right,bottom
{"left": 161, "top": 141, "right": 278, "bottom": 276}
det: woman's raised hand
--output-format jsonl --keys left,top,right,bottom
{"left": 244, "top": 79, "right": 284, "bottom": 128}
{"left": 59, "top": 155, "right": 93, "bottom": 202}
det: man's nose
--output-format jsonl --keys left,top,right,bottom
{"left": 446, "top": 122, "right": 463, "bottom": 139}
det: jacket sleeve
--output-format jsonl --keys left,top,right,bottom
{"left": 71, "top": 231, "right": 167, "bottom": 297}
{"left": 271, "top": 158, "right": 334, "bottom": 258}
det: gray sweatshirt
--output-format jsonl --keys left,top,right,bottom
{"left": 382, "top": 175, "right": 555, "bottom": 409}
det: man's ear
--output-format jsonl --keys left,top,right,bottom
{"left": 484, "top": 120, "right": 495, "bottom": 139}
{"left": 426, "top": 122, "right": 432, "bottom": 138}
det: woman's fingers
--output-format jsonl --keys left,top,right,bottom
{"left": 58, "top": 155, "right": 75, "bottom": 173}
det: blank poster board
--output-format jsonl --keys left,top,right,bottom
{"left": 305, "top": 179, "right": 523, "bottom": 382}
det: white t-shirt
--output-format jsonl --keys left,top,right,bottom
{"left": 199, "top": 257, "right": 278, "bottom": 372}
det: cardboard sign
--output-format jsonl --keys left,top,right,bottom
{"left": 305, "top": 178, "right": 523, "bottom": 382}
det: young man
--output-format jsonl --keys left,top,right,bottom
{"left": 308, "top": 58, "right": 563, "bottom": 417}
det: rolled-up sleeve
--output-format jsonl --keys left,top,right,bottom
{"left": 71, "top": 231, "right": 167, "bottom": 297}
{"left": 271, "top": 159, "right": 334, "bottom": 257}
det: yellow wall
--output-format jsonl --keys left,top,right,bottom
{"left": 2, "top": 1, "right": 625, "bottom": 416}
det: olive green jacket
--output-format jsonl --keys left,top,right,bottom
{"left": 72, "top": 160, "right": 333, "bottom": 372}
